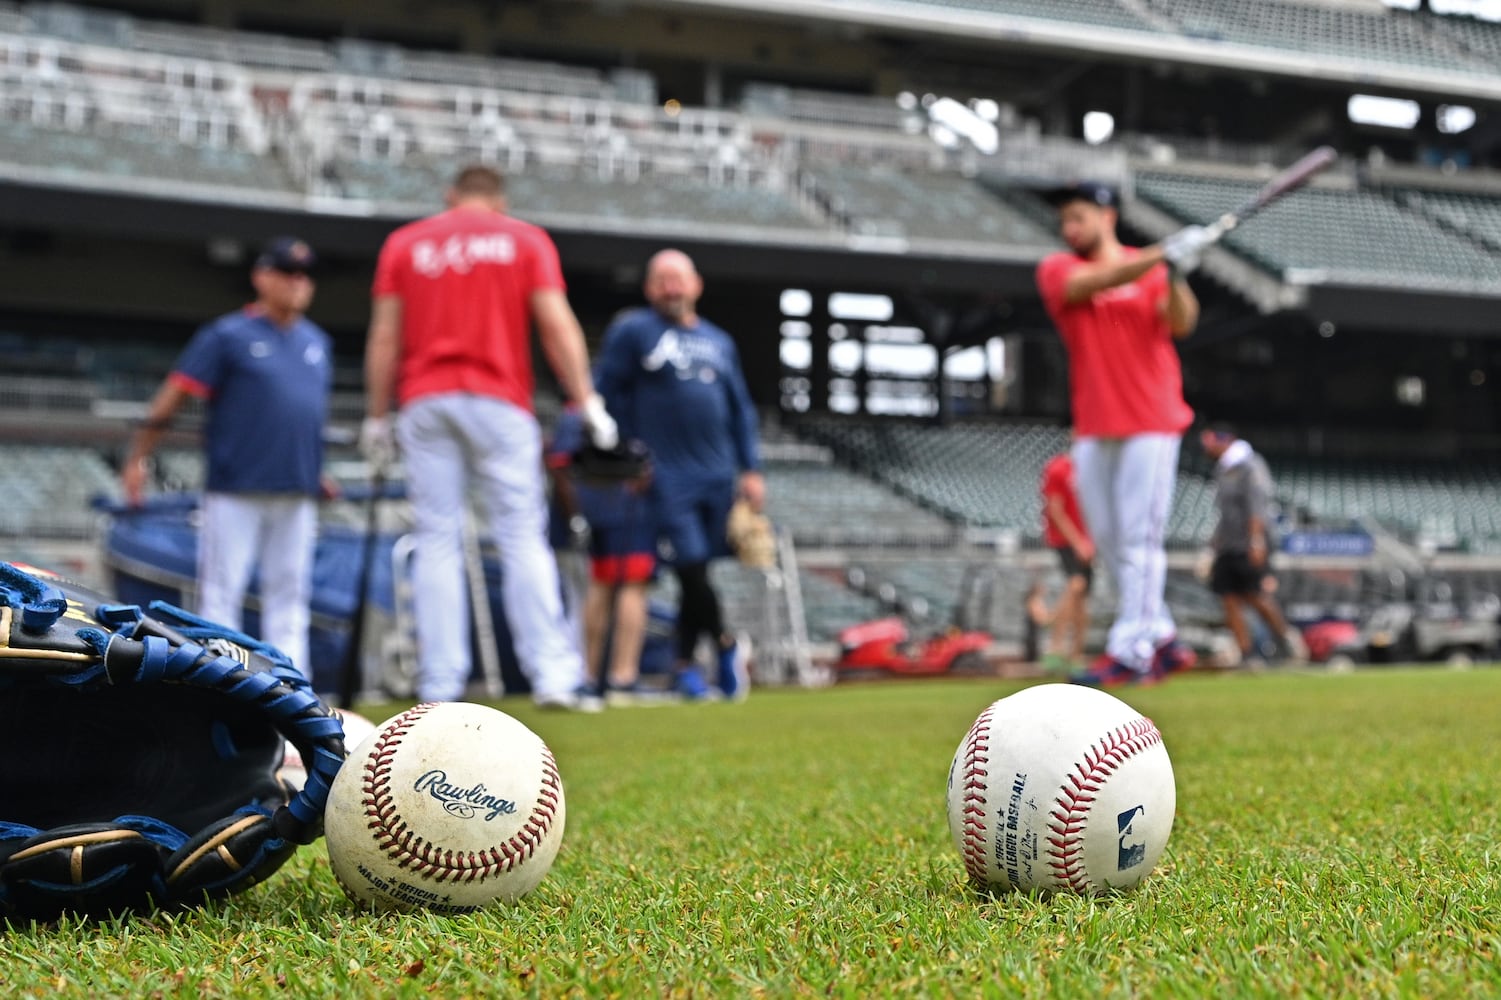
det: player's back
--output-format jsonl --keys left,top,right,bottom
{"left": 374, "top": 208, "right": 565, "bottom": 410}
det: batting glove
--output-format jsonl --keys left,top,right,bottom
{"left": 358, "top": 414, "right": 397, "bottom": 473}
{"left": 580, "top": 394, "right": 619, "bottom": 451}
{"left": 1161, "top": 224, "right": 1213, "bottom": 278}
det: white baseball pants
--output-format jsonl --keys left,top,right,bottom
{"left": 197, "top": 491, "right": 316, "bottom": 678}
{"left": 1071, "top": 433, "right": 1180, "bottom": 672}
{"left": 398, "top": 393, "right": 583, "bottom": 703}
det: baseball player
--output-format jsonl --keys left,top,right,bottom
{"left": 546, "top": 404, "right": 661, "bottom": 707}
{"left": 360, "top": 164, "right": 617, "bottom": 710}
{"left": 122, "top": 236, "right": 331, "bottom": 681}
{"left": 1036, "top": 181, "right": 1213, "bottom": 685}
{"left": 1199, "top": 424, "right": 1308, "bottom": 665}
{"left": 1039, "top": 450, "right": 1094, "bottom": 672}
{"left": 595, "top": 249, "right": 763, "bottom": 701}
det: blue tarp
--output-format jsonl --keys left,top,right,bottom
{"left": 99, "top": 493, "right": 676, "bottom": 696}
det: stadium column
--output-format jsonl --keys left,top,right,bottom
{"left": 809, "top": 288, "right": 832, "bottom": 414}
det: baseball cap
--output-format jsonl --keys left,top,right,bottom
{"left": 1044, "top": 181, "right": 1119, "bottom": 209}
{"left": 254, "top": 236, "right": 317, "bottom": 273}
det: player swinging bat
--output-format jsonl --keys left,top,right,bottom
{"left": 1033, "top": 143, "right": 1338, "bottom": 687}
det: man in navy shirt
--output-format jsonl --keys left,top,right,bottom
{"left": 123, "top": 236, "right": 332, "bottom": 680}
{"left": 595, "top": 249, "right": 764, "bottom": 701}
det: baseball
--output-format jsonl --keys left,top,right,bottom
{"left": 946, "top": 684, "right": 1175, "bottom": 895}
{"left": 278, "top": 709, "right": 379, "bottom": 792}
{"left": 324, "top": 702, "right": 566, "bottom": 913}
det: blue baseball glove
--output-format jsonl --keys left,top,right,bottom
{"left": 0, "top": 562, "right": 346, "bottom": 921}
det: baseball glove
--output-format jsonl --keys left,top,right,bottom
{"left": 571, "top": 438, "right": 652, "bottom": 486}
{"left": 0, "top": 561, "right": 347, "bottom": 921}
{"left": 727, "top": 499, "right": 777, "bottom": 570}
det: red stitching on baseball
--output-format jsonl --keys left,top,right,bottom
{"left": 958, "top": 704, "right": 996, "bottom": 887}
{"left": 359, "top": 703, "right": 561, "bottom": 888}
{"left": 1045, "top": 716, "right": 1162, "bottom": 893}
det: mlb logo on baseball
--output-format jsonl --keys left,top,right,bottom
{"left": 1117, "top": 805, "right": 1148, "bottom": 870}
{"left": 324, "top": 702, "right": 566, "bottom": 913}
{"left": 946, "top": 684, "right": 1175, "bottom": 895}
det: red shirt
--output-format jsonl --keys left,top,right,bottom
{"left": 373, "top": 207, "right": 566, "bottom": 410}
{"left": 1040, "top": 453, "right": 1089, "bottom": 549}
{"left": 1035, "top": 248, "right": 1193, "bottom": 438}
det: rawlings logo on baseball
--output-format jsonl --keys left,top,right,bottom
{"left": 946, "top": 684, "right": 1175, "bottom": 895}
{"left": 324, "top": 702, "right": 566, "bottom": 912}
{"left": 413, "top": 769, "right": 517, "bottom": 821}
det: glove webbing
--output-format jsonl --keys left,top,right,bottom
{"left": 0, "top": 581, "right": 345, "bottom": 920}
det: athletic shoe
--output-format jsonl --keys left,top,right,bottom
{"left": 1280, "top": 628, "right": 1310, "bottom": 664}
{"left": 717, "top": 634, "right": 751, "bottom": 702}
{"left": 533, "top": 690, "right": 602, "bottom": 713}
{"left": 674, "top": 665, "right": 718, "bottom": 702}
{"left": 605, "top": 683, "right": 677, "bottom": 708}
{"left": 1154, "top": 639, "right": 1199, "bottom": 676}
{"left": 1040, "top": 652, "right": 1070, "bottom": 674}
{"left": 1069, "top": 654, "right": 1158, "bottom": 688}
{"left": 574, "top": 685, "right": 606, "bottom": 714}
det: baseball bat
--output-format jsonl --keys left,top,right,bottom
{"left": 462, "top": 512, "right": 505, "bottom": 699}
{"left": 337, "top": 471, "right": 383, "bottom": 710}
{"left": 1201, "top": 145, "right": 1338, "bottom": 242}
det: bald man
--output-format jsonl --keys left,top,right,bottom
{"left": 595, "top": 249, "right": 765, "bottom": 702}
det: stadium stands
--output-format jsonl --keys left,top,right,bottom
{"left": 784, "top": 416, "right": 1501, "bottom": 555}
{"left": 0, "top": 117, "right": 294, "bottom": 191}
{"left": 1135, "top": 169, "right": 1501, "bottom": 291}
{"left": 794, "top": 417, "right": 1072, "bottom": 536}
{"left": 1429, "top": 9, "right": 1501, "bottom": 65}
{"left": 1392, "top": 186, "right": 1501, "bottom": 252}
{"left": 739, "top": 83, "right": 926, "bottom": 134}
{"left": 0, "top": 443, "right": 116, "bottom": 537}
{"left": 0, "top": 23, "right": 296, "bottom": 192}
{"left": 763, "top": 459, "right": 957, "bottom": 548}
{"left": 847, "top": 556, "right": 977, "bottom": 624}
{"left": 1273, "top": 457, "right": 1501, "bottom": 549}
{"left": 799, "top": 163, "right": 1058, "bottom": 247}
{"left": 789, "top": 566, "right": 886, "bottom": 643}
{"left": 909, "top": 0, "right": 1162, "bottom": 33}
{"left": 4, "top": 0, "right": 1501, "bottom": 279}
{"left": 1144, "top": 0, "right": 1487, "bottom": 74}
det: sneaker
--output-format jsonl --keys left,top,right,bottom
{"left": 1069, "top": 654, "right": 1158, "bottom": 688}
{"left": 605, "top": 682, "right": 677, "bottom": 708}
{"left": 674, "top": 665, "right": 718, "bottom": 702}
{"left": 533, "top": 686, "right": 605, "bottom": 713}
{"left": 1040, "top": 652, "right": 1070, "bottom": 674}
{"left": 1154, "top": 639, "right": 1199, "bottom": 676}
{"left": 717, "top": 634, "right": 751, "bottom": 702}
{"left": 1280, "top": 628, "right": 1309, "bottom": 664}
{"left": 574, "top": 685, "right": 606, "bottom": 714}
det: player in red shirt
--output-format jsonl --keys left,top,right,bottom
{"left": 360, "top": 164, "right": 618, "bottom": 710}
{"left": 1039, "top": 451, "right": 1094, "bottom": 673}
{"left": 1035, "top": 181, "right": 1211, "bottom": 685}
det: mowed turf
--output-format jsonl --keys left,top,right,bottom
{"left": 6, "top": 668, "right": 1501, "bottom": 998}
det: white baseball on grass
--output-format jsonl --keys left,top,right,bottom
{"left": 278, "top": 709, "right": 379, "bottom": 792}
{"left": 324, "top": 702, "right": 566, "bottom": 913}
{"left": 947, "top": 683, "right": 1175, "bottom": 895}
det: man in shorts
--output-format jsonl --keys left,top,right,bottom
{"left": 1200, "top": 424, "right": 1307, "bottom": 665}
{"left": 1039, "top": 450, "right": 1094, "bottom": 672}
{"left": 547, "top": 406, "right": 662, "bottom": 707}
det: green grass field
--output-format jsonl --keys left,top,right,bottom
{"left": 6, "top": 668, "right": 1501, "bottom": 998}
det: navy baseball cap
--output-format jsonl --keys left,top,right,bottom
{"left": 255, "top": 236, "right": 317, "bottom": 273}
{"left": 1044, "top": 181, "right": 1119, "bottom": 209}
